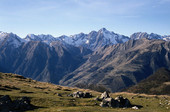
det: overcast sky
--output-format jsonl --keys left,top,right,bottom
{"left": 0, "top": 0, "right": 170, "bottom": 38}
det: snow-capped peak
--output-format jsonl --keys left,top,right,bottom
{"left": 0, "top": 32, "right": 8, "bottom": 43}
{"left": 26, "top": 34, "right": 36, "bottom": 40}
{"left": 99, "top": 28, "right": 107, "bottom": 32}
{"left": 70, "top": 32, "right": 86, "bottom": 38}
{"left": 57, "top": 28, "right": 129, "bottom": 50}
{"left": 0, "top": 32, "right": 25, "bottom": 48}
{"left": 97, "top": 28, "right": 130, "bottom": 45}
{"left": 57, "top": 35, "right": 74, "bottom": 45}
{"left": 25, "top": 34, "right": 57, "bottom": 44}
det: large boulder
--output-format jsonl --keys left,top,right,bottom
{"left": 99, "top": 95, "right": 132, "bottom": 108}
{"left": 0, "top": 95, "right": 13, "bottom": 111}
{"left": 115, "top": 96, "right": 131, "bottom": 107}
{"left": 0, "top": 95, "right": 12, "bottom": 106}
{"left": 100, "top": 98, "right": 119, "bottom": 107}
{"left": 13, "top": 96, "right": 32, "bottom": 110}
{"left": 83, "top": 92, "right": 93, "bottom": 98}
{"left": 100, "top": 91, "right": 110, "bottom": 100}
{"left": 0, "top": 95, "right": 35, "bottom": 111}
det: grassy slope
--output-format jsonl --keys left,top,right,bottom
{"left": 0, "top": 72, "right": 170, "bottom": 112}
{"left": 125, "top": 68, "right": 170, "bottom": 95}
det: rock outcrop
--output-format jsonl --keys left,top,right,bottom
{"left": 99, "top": 92, "right": 131, "bottom": 108}
{"left": 69, "top": 91, "right": 93, "bottom": 98}
{"left": 0, "top": 95, "right": 36, "bottom": 111}
{"left": 100, "top": 91, "right": 110, "bottom": 100}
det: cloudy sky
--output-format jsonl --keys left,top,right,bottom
{"left": 0, "top": 0, "right": 170, "bottom": 37}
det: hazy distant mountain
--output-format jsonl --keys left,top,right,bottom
{"left": 60, "top": 38, "right": 170, "bottom": 92}
{"left": 125, "top": 68, "right": 170, "bottom": 95}
{"left": 130, "top": 32, "right": 170, "bottom": 41}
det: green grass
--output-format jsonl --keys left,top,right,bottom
{"left": 0, "top": 72, "right": 170, "bottom": 112}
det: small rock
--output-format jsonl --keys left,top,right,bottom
{"left": 100, "top": 102, "right": 107, "bottom": 107}
{"left": 73, "top": 91, "right": 83, "bottom": 98}
{"left": 132, "top": 106, "right": 139, "bottom": 110}
{"left": 56, "top": 93, "right": 62, "bottom": 97}
{"left": 67, "top": 94, "right": 73, "bottom": 97}
{"left": 72, "top": 91, "right": 92, "bottom": 98}
{"left": 131, "top": 96, "right": 134, "bottom": 99}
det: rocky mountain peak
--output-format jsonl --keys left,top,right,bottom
{"left": 99, "top": 28, "right": 108, "bottom": 32}
{"left": 25, "top": 34, "right": 57, "bottom": 44}
{"left": 0, "top": 32, "right": 25, "bottom": 48}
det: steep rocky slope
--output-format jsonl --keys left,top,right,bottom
{"left": 124, "top": 68, "right": 170, "bottom": 95}
{"left": 0, "top": 38, "right": 92, "bottom": 84}
{"left": 60, "top": 39, "right": 170, "bottom": 92}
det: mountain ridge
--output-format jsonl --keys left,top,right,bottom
{"left": 60, "top": 38, "right": 170, "bottom": 92}
{"left": 1, "top": 28, "right": 170, "bottom": 50}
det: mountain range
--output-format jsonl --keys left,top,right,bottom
{"left": 60, "top": 38, "right": 170, "bottom": 92}
{"left": 0, "top": 28, "right": 170, "bottom": 92}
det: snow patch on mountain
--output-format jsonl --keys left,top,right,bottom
{"left": 25, "top": 34, "right": 57, "bottom": 44}
{"left": 57, "top": 35, "right": 73, "bottom": 45}
{"left": 99, "top": 28, "right": 117, "bottom": 44}
{"left": 57, "top": 28, "right": 130, "bottom": 50}
{"left": 0, "top": 32, "right": 7, "bottom": 42}
{"left": 163, "top": 35, "right": 170, "bottom": 41}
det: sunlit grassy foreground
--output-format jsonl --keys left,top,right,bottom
{"left": 0, "top": 73, "right": 169, "bottom": 112}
